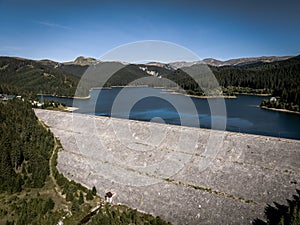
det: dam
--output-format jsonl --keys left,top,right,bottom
{"left": 35, "top": 109, "right": 300, "bottom": 224}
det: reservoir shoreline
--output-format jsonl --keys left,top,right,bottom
{"left": 260, "top": 106, "right": 300, "bottom": 115}
{"left": 40, "top": 87, "right": 300, "bottom": 140}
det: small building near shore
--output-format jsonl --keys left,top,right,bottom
{"left": 270, "top": 97, "right": 277, "bottom": 102}
{"left": 32, "top": 100, "right": 44, "bottom": 107}
{"left": 0, "top": 94, "right": 16, "bottom": 101}
{"left": 105, "top": 191, "right": 114, "bottom": 203}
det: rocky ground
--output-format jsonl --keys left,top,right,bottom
{"left": 35, "top": 109, "right": 300, "bottom": 225}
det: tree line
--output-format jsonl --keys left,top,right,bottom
{"left": 0, "top": 99, "right": 53, "bottom": 192}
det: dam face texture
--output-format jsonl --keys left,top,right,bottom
{"left": 35, "top": 109, "right": 300, "bottom": 225}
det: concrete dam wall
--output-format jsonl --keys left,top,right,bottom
{"left": 35, "top": 109, "right": 300, "bottom": 225}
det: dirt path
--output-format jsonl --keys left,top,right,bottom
{"left": 37, "top": 118, "right": 65, "bottom": 198}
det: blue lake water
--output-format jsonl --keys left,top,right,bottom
{"left": 42, "top": 87, "right": 300, "bottom": 140}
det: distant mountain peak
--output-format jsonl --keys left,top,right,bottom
{"left": 202, "top": 56, "right": 293, "bottom": 67}
{"left": 145, "top": 62, "right": 175, "bottom": 70}
{"left": 71, "top": 56, "right": 99, "bottom": 65}
{"left": 168, "top": 60, "right": 205, "bottom": 69}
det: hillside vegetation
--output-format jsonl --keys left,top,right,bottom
{"left": 0, "top": 100, "right": 171, "bottom": 224}
{"left": 0, "top": 57, "right": 79, "bottom": 97}
{"left": 212, "top": 56, "right": 300, "bottom": 110}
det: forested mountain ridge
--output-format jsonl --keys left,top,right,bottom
{"left": 211, "top": 55, "right": 300, "bottom": 111}
{"left": 1, "top": 55, "right": 299, "bottom": 111}
{"left": 38, "top": 58, "right": 89, "bottom": 77}
{"left": 54, "top": 55, "right": 300, "bottom": 107}
{"left": 0, "top": 57, "right": 79, "bottom": 97}
{"left": 202, "top": 55, "right": 292, "bottom": 67}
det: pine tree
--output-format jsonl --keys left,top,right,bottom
{"left": 71, "top": 199, "right": 79, "bottom": 211}
{"left": 86, "top": 190, "right": 93, "bottom": 201}
{"left": 92, "top": 186, "right": 97, "bottom": 196}
{"left": 66, "top": 191, "right": 74, "bottom": 202}
{"left": 78, "top": 191, "right": 84, "bottom": 205}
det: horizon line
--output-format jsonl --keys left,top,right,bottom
{"left": 0, "top": 53, "right": 297, "bottom": 64}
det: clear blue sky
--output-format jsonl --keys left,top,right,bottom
{"left": 0, "top": 0, "right": 299, "bottom": 62}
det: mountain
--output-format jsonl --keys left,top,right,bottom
{"left": 40, "top": 56, "right": 130, "bottom": 78}
{"left": 202, "top": 56, "right": 292, "bottom": 67}
{"left": 66, "top": 56, "right": 99, "bottom": 66}
{"left": 1, "top": 54, "right": 299, "bottom": 101}
{"left": 38, "top": 55, "right": 295, "bottom": 77}
{"left": 146, "top": 62, "right": 175, "bottom": 71}
{"left": 0, "top": 57, "right": 80, "bottom": 97}
{"left": 168, "top": 61, "right": 205, "bottom": 69}
{"left": 168, "top": 56, "right": 293, "bottom": 68}
{"left": 38, "top": 56, "right": 97, "bottom": 77}
{"left": 39, "top": 57, "right": 174, "bottom": 86}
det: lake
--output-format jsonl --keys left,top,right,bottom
{"left": 42, "top": 87, "right": 300, "bottom": 140}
